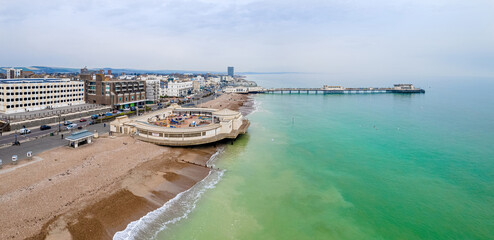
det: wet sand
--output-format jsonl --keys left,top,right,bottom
{"left": 0, "top": 93, "right": 250, "bottom": 240}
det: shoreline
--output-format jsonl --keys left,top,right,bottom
{"left": 0, "top": 93, "right": 252, "bottom": 240}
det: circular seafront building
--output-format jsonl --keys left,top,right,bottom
{"left": 110, "top": 104, "right": 249, "bottom": 146}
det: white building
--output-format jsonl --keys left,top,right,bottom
{"left": 0, "top": 78, "right": 85, "bottom": 114}
{"left": 145, "top": 79, "right": 161, "bottom": 103}
{"left": 208, "top": 77, "right": 220, "bottom": 84}
{"left": 323, "top": 85, "right": 344, "bottom": 90}
{"left": 118, "top": 75, "right": 136, "bottom": 80}
{"left": 164, "top": 81, "right": 193, "bottom": 97}
{"left": 5, "top": 68, "right": 22, "bottom": 79}
{"left": 224, "top": 86, "right": 247, "bottom": 93}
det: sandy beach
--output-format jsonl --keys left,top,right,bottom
{"left": 0, "top": 93, "right": 249, "bottom": 240}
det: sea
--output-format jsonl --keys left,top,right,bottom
{"left": 115, "top": 74, "right": 494, "bottom": 240}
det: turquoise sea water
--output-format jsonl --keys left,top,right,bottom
{"left": 148, "top": 75, "right": 494, "bottom": 240}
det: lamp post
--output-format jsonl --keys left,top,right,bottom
{"left": 58, "top": 113, "right": 61, "bottom": 135}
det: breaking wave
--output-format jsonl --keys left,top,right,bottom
{"left": 113, "top": 148, "right": 225, "bottom": 240}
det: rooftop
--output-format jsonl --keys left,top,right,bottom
{"left": 65, "top": 130, "right": 94, "bottom": 141}
{"left": 0, "top": 78, "right": 76, "bottom": 84}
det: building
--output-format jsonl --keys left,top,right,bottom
{"left": 145, "top": 79, "right": 161, "bottom": 103}
{"left": 0, "top": 78, "right": 85, "bottom": 114}
{"left": 5, "top": 68, "right": 24, "bottom": 79}
{"left": 393, "top": 84, "right": 415, "bottom": 90}
{"left": 5, "top": 68, "right": 21, "bottom": 79}
{"left": 224, "top": 86, "right": 248, "bottom": 93}
{"left": 323, "top": 85, "right": 344, "bottom": 90}
{"left": 110, "top": 104, "right": 250, "bottom": 146}
{"left": 193, "top": 80, "right": 201, "bottom": 93}
{"left": 82, "top": 70, "right": 146, "bottom": 109}
{"left": 65, "top": 130, "right": 94, "bottom": 148}
{"left": 164, "top": 81, "right": 193, "bottom": 97}
{"left": 228, "top": 66, "right": 234, "bottom": 77}
{"left": 224, "top": 86, "right": 264, "bottom": 93}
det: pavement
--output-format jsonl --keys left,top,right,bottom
{"left": 0, "top": 122, "right": 109, "bottom": 166}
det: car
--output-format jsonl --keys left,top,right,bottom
{"left": 130, "top": 107, "right": 136, "bottom": 111}
{"left": 113, "top": 109, "right": 118, "bottom": 113}
{"left": 77, "top": 126, "right": 83, "bottom": 130}
{"left": 123, "top": 108, "right": 130, "bottom": 111}
{"left": 19, "top": 128, "right": 31, "bottom": 134}
{"left": 80, "top": 118, "right": 87, "bottom": 122}
{"left": 64, "top": 121, "right": 72, "bottom": 126}
{"left": 12, "top": 155, "right": 17, "bottom": 163}
{"left": 40, "top": 125, "right": 52, "bottom": 130}
{"left": 105, "top": 112, "right": 113, "bottom": 116}
{"left": 88, "top": 120, "right": 95, "bottom": 125}
{"left": 66, "top": 123, "right": 78, "bottom": 130}
{"left": 91, "top": 114, "right": 99, "bottom": 119}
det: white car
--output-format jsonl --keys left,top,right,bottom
{"left": 19, "top": 128, "right": 31, "bottom": 134}
{"left": 66, "top": 123, "right": 78, "bottom": 129}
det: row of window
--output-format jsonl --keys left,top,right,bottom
{"left": 139, "top": 129, "right": 206, "bottom": 138}
{"left": 2, "top": 94, "right": 83, "bottom": 102}
{"left": 0, "top": 84, "right": 83, "bottom": 90}
{"left": 4, "top": 98, "right": 83, "bottom": 108}
{"left": 117, "top": 95, "right": 145, "bottom": 102}
{"left": 1, "top": 89, "right": 83, "bottom": 95}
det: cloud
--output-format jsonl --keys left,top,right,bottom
{"left": 0, "top": 0, "right": 493, "bottom": 77}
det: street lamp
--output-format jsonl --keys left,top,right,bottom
{"left": 58, "top": 113, "right": 61, "bottom": 135}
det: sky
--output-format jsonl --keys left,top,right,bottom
{"left": 1, "top": 0, "right": 493, "bottom": 78}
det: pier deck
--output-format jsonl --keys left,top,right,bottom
{"left": 260, "top": 87, "right": 425, "bottom": 94}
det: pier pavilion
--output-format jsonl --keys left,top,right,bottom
{"left": 110, "top": 104, "right": 249, "bottom": 146}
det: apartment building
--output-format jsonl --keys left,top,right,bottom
{"left": 163, "top": 81, "right": 193, "bottom": 97}
{"left": 0, "top": 78, "right": 85, "bottom": 114}
{"left": 82, "top": 71, "right": 146, "bottom": 109}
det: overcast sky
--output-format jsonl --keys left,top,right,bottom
{"left": 1, "top": 0, "right": 493, "bottom": 77}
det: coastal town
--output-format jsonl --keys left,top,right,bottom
{"left": 0, "top": 66, "right": 256, "bottom": 239}
{"left": 0, "top": 64, "right": 429, "bottom": 240}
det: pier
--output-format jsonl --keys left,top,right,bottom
{"left": 258, "top": 84, "right": 425, "bottom": 94}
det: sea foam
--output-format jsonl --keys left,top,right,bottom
{"left": 113, "top": 147, "right": 225, "bottom": 240}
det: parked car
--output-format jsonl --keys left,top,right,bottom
{"left": 19, "top": 128, "right": 31, "bottom": 134}
{"left": 66, "top": 123, "right": 78, "bottom": 130}
{"left": 105, "top": 112, "right": 113, "bottom": 116}
{"left": 91, "top": 114, "right": 99, "bottom": 119}
{"left": 123, "top": 108, "right": 130, "bottom": 111}
{"left": 130, "top": 107, "right": 136, "bottom": 111}
{"left": 88, "top": 120, "right": 95, "bottom": 125}
{"left": 113, "top": 109, "right": 118, "bottom": 113}
{"left": 40, "top": 125, "right": 52, "bottom": 130}
{"left": 77, "top": 126, "right": 83, "bottom": 130}
{"left": 80, "top": 118, "right": 87, "bottom": 122}
{"left": 64, "top": 121, "right": 72, "bottom": 126}
{"left": 12, "top": 155, "right": 17, "bottom": 163}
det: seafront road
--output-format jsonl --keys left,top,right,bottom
{"left": 0, "top": 123, "right": 109, "bottom": 166}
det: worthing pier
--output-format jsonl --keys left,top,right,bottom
{"left": 260, "top": 84, "right": 425, "bottom": 94}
